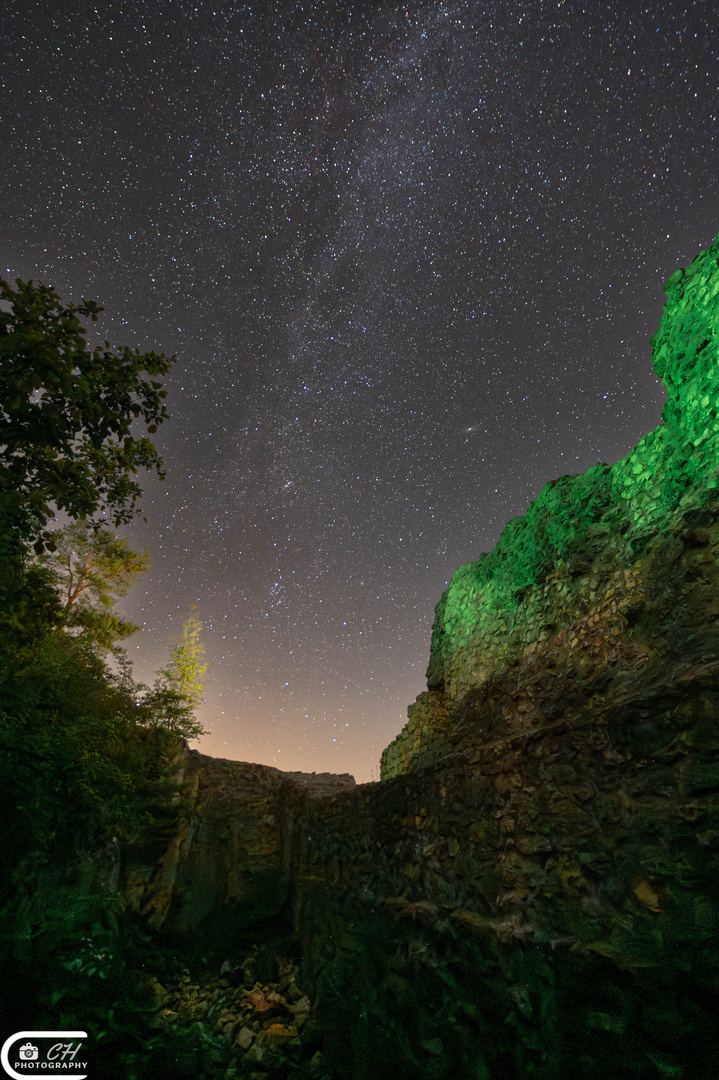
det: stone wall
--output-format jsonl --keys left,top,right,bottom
{"left": 119, "top": 756, "right": 355, "bottom": 935}
{"left": 382, "top": 231, "right": 719, "bottom": 779}
{"left": 118, "top": 657, "right": 719, "bottom": 1074}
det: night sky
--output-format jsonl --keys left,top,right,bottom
{"left": 2, "top": 1, "right": 718, "bottom": 782}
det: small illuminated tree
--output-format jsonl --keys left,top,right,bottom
{"left": 142, "top": 609, "right": 209, "bottom": 740}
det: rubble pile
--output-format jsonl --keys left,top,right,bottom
{"left": 152, "top": 958, "right": 322, "bottom": 1078}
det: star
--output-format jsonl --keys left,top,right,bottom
{"left": 2, "top": 0, "right": 712, "bottom": 781}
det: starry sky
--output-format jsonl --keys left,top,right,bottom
{"left": 2, "top": 0, "right": 719, "bottom": 781}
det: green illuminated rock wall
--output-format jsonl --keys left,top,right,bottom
{"left": 382, "top": 234, "right": 719, "bottom": 778}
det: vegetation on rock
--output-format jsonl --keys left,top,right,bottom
{"left": 0, "top": 280, "right": 211, "bottom": 1077}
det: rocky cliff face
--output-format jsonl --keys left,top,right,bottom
{"left": 117, "top": 756, "right": 355, "bottom": 935}
{"left": 109, "top": 236, "right": 719, "bottom": 1078}
{"left": 382, "top": 234, "right": 719, "bottom": 779}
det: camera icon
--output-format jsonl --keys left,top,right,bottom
{"left": 18, "top": 1043, "right": 39, "bottom": 1060}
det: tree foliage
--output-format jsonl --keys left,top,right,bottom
{"left": 0, "top": 279, "right": 200, "bottom": 865}
{"left": 39, "top": 520, "right": 150, "bottom": 651}
{"left": 42, "top": 521, "right": 151, "bottom": 610}
{"left": 143, "top": 610, "right": 210, "bottom": 739}
{"left": 0, "top": 277, "right": 175, "bottom": 542}
{"left": 160, "top": 609, "right": 209, "bottom": 709}
{"left": 0, "top": 279, "right": 213, "bottom": 1063}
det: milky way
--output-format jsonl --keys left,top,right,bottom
{"left": 3, "top": 1, "right": 719, "bottom": 779}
